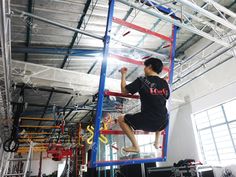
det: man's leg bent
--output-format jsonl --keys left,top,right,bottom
{"left": 154, "top": 131, "right": 161, "bottom": 149}
{"left": 117, "top": 115, "right": 139, "bottom": 152}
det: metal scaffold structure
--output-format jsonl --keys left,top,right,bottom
{"left": 0, "top": 0, "right": 12, "bottom": 143}
{"left": 0, "top": 141, "right": 33, "bottom": 177}
{"left": 0, "top": 0, "right": 236, "bottom": 175}
{"left": 118, "top": 0, "right": 235, "bottom": 47}
{"left": 9, "top": 1, "right": 236, "bottom": 96}
{"left": 9, "top": 0, "right": 236, "bottom": 94}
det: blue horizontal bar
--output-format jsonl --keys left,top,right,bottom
{"left": 12, "top": 47, "right": 102, "bottom": 56}
{"left": 90, "top": 157, "right": 166, "bottom": 168}
{"left": 12, "top": 47, "right": 146, "bottom": 57}
{"left": 142, "top": 0, "right": 181, "bottom": 21}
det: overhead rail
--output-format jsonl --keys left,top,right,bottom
{"left": 12, "top": 9, "right": 104, "bottom": 41}
{"left": 11, "top": 47, "right": 102, "bottom": 56}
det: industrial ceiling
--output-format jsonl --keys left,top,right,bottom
{"left": 0, "top": 0, "right": 236, "bottom": 143}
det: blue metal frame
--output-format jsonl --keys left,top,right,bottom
{"left": 90, "top": 0, "right": 115, "bottom": 167}
{"left": 169, "top": 25, "right": 178, "bottom": 85}
{"left": 95, "top": 157, "right": 165, "bottom": 167}
{"left": 91, "top": 27, "right": 178, "bottom": 168}
{"left": 90, "top": 0, "right": 178, "bottom": 168}
{"left": 142, "top": 0, "right": 181, "bottom": 21}
{"left": 162, "top": 25, "right": 178, "bottom": 161}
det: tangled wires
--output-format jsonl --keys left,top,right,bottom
{"left": 3, "top": 103, "right": 24, "bottom": 152}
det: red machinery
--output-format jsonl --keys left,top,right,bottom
{"left": 47, "top": 143, "right": 72, "bottom": 161}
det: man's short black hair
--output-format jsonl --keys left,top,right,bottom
{"left": 144, "top": 58, "right": 163, "bottom": 74}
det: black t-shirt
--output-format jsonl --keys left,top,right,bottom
{"left": 125, "top": 76, "right": 170, "bottom": 120}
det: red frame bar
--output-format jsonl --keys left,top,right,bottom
{"left": 110, "top": 54, "right": 143, "bottom": 65}
{"left": 104, "top": 91, "right": 140, "bottom": 99}
{"left": 110, "top": 54, "right": 169, "bottom": 73}
{"left": 113, "top": 17, "right": 172, "bottom": 42}
{"left": 100, "top": 130, "right": 153, "bottom": 135}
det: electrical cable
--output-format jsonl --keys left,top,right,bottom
{"left": 3, "top": 103, "right": 24, "bottom": 152}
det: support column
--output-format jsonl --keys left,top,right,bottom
{"left": 91, "top": 0, "right": 116, "bottom": 167}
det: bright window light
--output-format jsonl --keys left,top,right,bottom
{"left": 105, "top": 142, "right": 118, "bottom": 161}
{"left": 105, "top": 142, "right": 118, "bottom": 169}
{"left": 192, "top": 99, "right": 236, "bottom": 165}
{"left": 223, "top": 100, "right": 236, "bottom": 121}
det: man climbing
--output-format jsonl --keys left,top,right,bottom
{"left": 117, "top": 58, "right": 170, "bottom": 153}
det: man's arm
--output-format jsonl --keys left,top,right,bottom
{"left": 120, "top": 67, "right": 128, "bottom": 94}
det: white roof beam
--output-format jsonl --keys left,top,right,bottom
{"left": 152, "top": 0, "right": 226, "bottom": 33}
{"left": 111, "top": 37, "right": 168, "bottom": 60}
{"left": 176, "top": 0, "right": 236, "bottom": 31}
{"left": 117, "top": 0, "right": 231, "bottom": 47}
{"left": 202, "top": 0, "right": 236, "bottom": 19}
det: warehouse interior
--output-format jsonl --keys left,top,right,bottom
{"left": 1, "top": 0, "right": 236, "bottom": 176}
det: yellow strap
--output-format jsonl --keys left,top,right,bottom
{"left": 99, "top": 134, "right": 108, "bottom": 144}
{"left": 86, "top": 125, "right": 108, "bottom": 144}
{"left": 87, "top": 125, "right": 94, "bottom": 145}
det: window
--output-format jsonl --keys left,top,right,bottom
{"left": 136, "top": 134, "right": 160, "bottom": 158}
{"left": 192, "top": 99, "right": 236, "bottom": 165}
{"left": 105, "top": 142, "right": 118, "bottom": 161}
{"left": 105, "top": 142, "right": 118, "bottom": 169}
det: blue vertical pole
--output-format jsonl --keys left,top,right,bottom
{"left": 168, "top": 26, "right": 178, "bottom": 85}
{"left": 91, "top": 0, "right": 115, "bottom": 167}
{"left": 163, "top": 25, "right": 178, "bottom": 160}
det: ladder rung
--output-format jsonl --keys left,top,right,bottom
{"left": 19, "top": 125, "right": 60, "bottom": 129}
{"left": 19, "top": 132, "right": 52, "bottom": 135}
{"left": 4, "top": 173, "right": 24, "bottom": 176}
{"left": 8, "top": 158, "right": 27, "bottom": 161}
{"left": 20, "top": 117, "right": 56, "bottom": 121}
